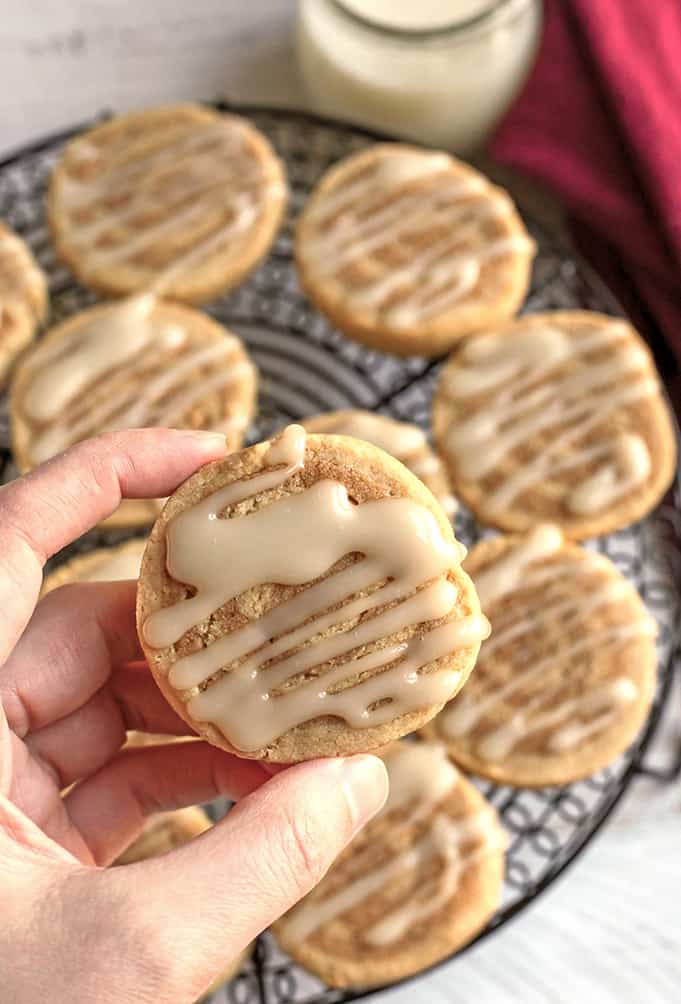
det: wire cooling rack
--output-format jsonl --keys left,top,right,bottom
{"left": 0, "top": 105, "right": 679, "bottom": 1004}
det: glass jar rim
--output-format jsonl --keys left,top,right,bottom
{"left": 330, "top": 0, "right": 527, "bottom": 40}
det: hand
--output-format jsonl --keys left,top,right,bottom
{"left": 0, "top": 429, "right": 388, "bottom": 1004}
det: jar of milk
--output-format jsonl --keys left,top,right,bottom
{"left": 296, "top": 0, "right": 542, "bottom": 154}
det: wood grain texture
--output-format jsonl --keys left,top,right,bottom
{"left": 1, "top": 0, "right": 301, "bottom": 155}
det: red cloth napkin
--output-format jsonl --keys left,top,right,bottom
{"left": 491, "top": 0, "right": 681, "bottom": 400}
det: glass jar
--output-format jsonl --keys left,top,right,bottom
{"left": 296, "top": 0, "right": 543, "bottom": 154}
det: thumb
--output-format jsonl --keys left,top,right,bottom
{"left": 100, "top": 754, "right": 388, "bottom": 1001}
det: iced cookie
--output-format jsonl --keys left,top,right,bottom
{"left": 302, "top": 410, "right": 457, "bottom": 517}
{"left": 42, "top": 538, "right": 146, "bottom": 594}
{"left": 11, "top": 296, "right": 257, "bottom": 528}
{"left": 47, "top": 104, "right": 287, "bottom": 302}
{"left": 114, "top": 807, "right": 251, "bottom": 997}
{"left": 0, "top": 221, "right": 48, "bottom": 387}
{"left": 433, "top": 311, "right": 677, "bottom": 539}
{"left": 274, "top": 741, "right": 505, "bottom": 988}
{"left": 295, "top": 144, "right": 534, "bottom": 356}
{"left": 424, "top": 525, "right": 658, "bottom": 787}
{"left": 114, "top": 805, "right": 212, "bottom": 864}
{"left": 137, "top": 424, "right": 487, "bottom": 762}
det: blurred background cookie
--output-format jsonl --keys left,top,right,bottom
{"left": 433, "top": 310, "right": 677, "bottom": 539}
{"left": 137, "top": 424, "right": 486, "bottom": 761}
{"left": 296, "top": 144, "right": 534, "bottom": 356}
{"left": 301, "top": 409, "right": 457, "bottom": 517}
{"left": 11, "top": 297, "right": 257, "bottom": 528}
{"left": 114, "top": 804, "right": 213, "bottom": 864}
{"left": 47, "top": 103, "right": 287, "bottom": 302}
{"left": 274, "top": 741, "right": 505, "bottom": 988}
{"left": 424, "top": 525, "right": 658, "bottom": 786}
{"left": 0, "top": 220, "right": 48, "bottom": 388}
{"left": 42, "top": 538, "right": 146, "bottom": 594}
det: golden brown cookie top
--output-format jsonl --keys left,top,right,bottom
{"left": 42, "top": 538, "right": 147, "bottom": 595}
{"left": 47, "top": 104, "right": 287, "bottom": 302}
{"left": 426, "top": 525, "right": 658, "bottom": 786}
{"left": 0, "top": 220, "right": 48, "bottom": 386}
{"left": 11, "top": 296, "right": 256, "bottom": 459}
{"left": 137, "top": 425, "right": 486, "bottom": 761}
{"left": 296, "top": 143, "right": 534, "bottom": 356}
{"left": 433, "top": 310, "right": 677, "bottom": 538}
{"left": 302, "top": 409, "right": 457, "bottom": 517}
{"left": 274, "top": 741, "right": 505, "bottom": 988}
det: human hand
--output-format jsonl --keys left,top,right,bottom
{"left": 0, "top": 429, "right": 388, "bottom": 1004}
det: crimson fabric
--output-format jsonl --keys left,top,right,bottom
{"left": 491, "top": 0, "right": 681, "bottom": 395}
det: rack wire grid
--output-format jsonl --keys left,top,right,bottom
{"left": 0, "top": 105, "right": 679, "bottom": 1004}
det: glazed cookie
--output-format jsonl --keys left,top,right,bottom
{"left": 114, "top": 805, "right": 213, "bottom": 864}
{"left": 424, "top": 525, "right": 658, "bottom": 787}
{"left": 42, "top": 538, "right": 146, "bottom": 594}
{"left": 114, "top": 807, "right": 251, "bottom": 998}
{"left": 273, "top": 741, "right": 505, "bottom": 988}
{"left": 433, "top": 311, "right": 677, "bottom": 539}
{"left": 296, "top": 144, "right": 534, "bottom": 356}
{"left": 137, "top": 424, "right": 487, "bottom": 761}
{"left": 302, "top": 410, "right": 457, "bottom": 517}
{"left": 0, "top": 221, "right": 48, "bottom": 387}
{"left": 124, "top": 730, "right": 197, "bottom": 747}
{"left": 11, "top": 296, "right": 257, "bottom": 528}
{"left": 47, "top": 103, "right": 287, "bottom": 302}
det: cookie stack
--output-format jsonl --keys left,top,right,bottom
{"left": 3, "top": 104, "right": 677, "bottom": 995}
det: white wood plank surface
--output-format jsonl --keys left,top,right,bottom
{"left": 1, "top": 0, "right": 302, "bottom": 155}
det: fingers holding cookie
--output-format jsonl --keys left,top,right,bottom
{"left": 137, "top": 424, "right": 487, "bottom": 761}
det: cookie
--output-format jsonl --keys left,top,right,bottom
{"left": 273, "top": 741, "right": 505, "bottom": 988}
{"left": 114, "top": 805, "right": 213, "bottom": 864}
{"left": 11, "top": 296, "right": 257, "bottom": 528}
{"left": 424, "top": 525, "right": 658, "bottom": 786}
{"left": 123, "top": 730, "right": 197, "bottom": 747}
{"left": 137, "top": 424, "right": 487, "bottom": 762}
{"left": 47, "top": 104, "right": 287, "bottom": 302}
{"left": 302, "top": 410, "right": 457, "bottom": 517}
{"left": 0, "top": 221, "right": 48, "bottom": 387}
{"left": 42, "top": 538, "right": 146, "bottom": 594}
{"left": 114, "top": 806, "right": 251, "bottom": 997}
{"left": 295, "top": 144, "right": 534, "bottom": 356}
{"left": 433, "top": 311, "right": 677, "bottom": 539}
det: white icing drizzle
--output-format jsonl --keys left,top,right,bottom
{"left": 441, "top": 528, "right": 656, "bottom": 760}
{"left": 305, "top": 410, "right": 457, "bottom": 516}
{"left": 567, "top": 433, "right": 652, "bottom": 515}
{"left": 23, "top": 295, "right": 157, "bottom": 424}
{"left": 281, "top": 742, "right": 502, "bottom": 945}
{"left": 441, "top": 321, "right": 657, "bottom": 516}
{"left": 301, "top": 150, "right": 532, "bottom": 327}
{"left": 143, "top": 427, "right": 487, "bottom": 751}
{"left": 58, "top": 116, "right": 285, "bottom": 283}
{"left": 474, "top": 524, "right": 563, "bottom": 610}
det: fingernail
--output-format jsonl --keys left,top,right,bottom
{"left": 339, "top": 755, "right": 389, "bottom": 834}
{"left": 183, "top": 431, "right": 228, "bottom": 452}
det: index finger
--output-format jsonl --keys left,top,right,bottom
{"left": 0, "top": 428, "right": 227, "bottom": 665}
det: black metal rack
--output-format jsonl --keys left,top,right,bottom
{"left": 0, "top": 106, "right": 679, "bottom": 1004}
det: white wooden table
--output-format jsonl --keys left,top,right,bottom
{"left": 2, "top": 3, "right": 679, "bottom": 999}
{"left": 1, "top": 0, "right": 301, "bottom": 157}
